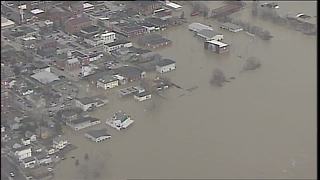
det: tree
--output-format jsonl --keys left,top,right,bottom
{"left": 243, "top": 57, "right": 261, "bottom": 71}
{"left": 210, "top": 68, "right": 226, "bottom": 87}
{"left": 84, "top": 153, "right": 89, "bottom": 161}
{"left": 180, "top": 11, "right": 185, "bottom": 19}
{"left": 75, "top": 159, "right": 79, "bottom": 166}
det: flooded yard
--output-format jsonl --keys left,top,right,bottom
{"left": 53, "top": 2, "right": 316, "bottom": 180}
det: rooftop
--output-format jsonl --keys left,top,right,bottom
{"left": 156, "top": 58, "right": 176, "bottom": 67}
{"left": 113, "top": 111, "right": 130, "bottom": 123}
{"left": 81, "top": 25, "right": 100, "bottom": 34}
{"left": 1, "top": 16, "right": 15, "bottom": 28}
{"left": 31, "top": 71, "right": 60, "bottom": 84}
{"left": 105, "top": 39, "right": 131, "bottom": 47}
{"left": 220, "top": 22, "right": 243, "bottom": 30}
{"left": 99, "top": 75, "right": 118, "bottom": 83}
{"left": 76, "top": 97, "right": 98, "bottom": 105}
{"left": 85, "top": 128, "right": 110, "bottom": 138}
{"left": 70, "top": 116, "right": 99, "bottom": 125}
{"left": 197, "top": 29, "right": 221, "bottom": 38}
{"left": 206, "top": 40, "right": 229, "bottom": 47}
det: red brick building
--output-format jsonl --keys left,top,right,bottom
{"left": 127, "top": 1, "right": 162, "bottom": 16}
{"left": 64, "top": 15, "right": 92, "bottom": 34}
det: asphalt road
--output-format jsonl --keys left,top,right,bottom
{"left": 1, "top": 156, "right": 26, "bottom": 180}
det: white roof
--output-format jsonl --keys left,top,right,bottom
{"left": 207, "top": 40, "right": 228, "bottom": 47}
{"left": 189, "top": 23, "right": 213, "bottom": 31}
{"left": 44, "top": 20, "right": 53, "bottom": 25}
{"left": 31, "top": 71, "right": 60, "bottom": 84}
{"left": 101, "top": 31, "right": 115, "bottom": 36}
{"left": 30, "top": 9, "right": 44, "bottom": 15}
{"left": 1, "top": 17, "right": 15, "bottom": 28}
{"left": 22, "top": 36, "right": 36, "bottom": 41}
{"left": 18, "top": 4, "right": 27, "bottom": 10}
{"left": 67, "top": 58, "right": 79, "bottom": 64}
{"left": 83, "top": 2, "right": 94, "bottom": 9}
{"left": 165, "top": 1, "right": 182, "bottom": 9}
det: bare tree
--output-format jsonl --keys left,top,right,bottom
{"left": 243, "top": 57, "right": 261, "bottom": 71}
{"left": 84, "top": 153, "right": 89, "bottom": 161}
{"left": 75, "top": 159, "right": 79, "bottom": 166}
{"left": 210, "top": 68, "right": 227, "bottom": 87}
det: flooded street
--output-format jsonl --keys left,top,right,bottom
{"left": 54, "top": 2, "right": 316, "bottom": 180}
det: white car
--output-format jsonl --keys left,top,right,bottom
{"left": 9, "top": 172, "right": 15, "bottom": 177}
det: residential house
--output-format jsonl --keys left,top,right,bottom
{"left": 156, "top": 59, "right": 176, "bottom": 73}
{"left": 35, "top": 153, "right": 52, "bottom": 165}
{"left": 75, "top": 97, "right": 106, "bottom": 111}
{"left": 114, "top": 66, "right": 146, "bottom": 83}
{"left": 21, "top": 156, "right": 36, "bottom": 168}
{"left": 220, "top": 22, "right": 243, "bottom": 32}
{"left": 21, "top": 138, "right": 31, "bottom": 146}
{"left": 61, "top": 109, "right": 81, "bottom": 122}
{"left": 53, "top": 136, "right": 68, "bottom": 150}
{"left": 97, "top": 75, "right": 119, "bottom": 90}
{"left": 106, "top": 111, "right": 134, "bottom": 130}
{"left": 196, "top": 29, "right": 224, "bottom": 41}
{"left": 66, "top": 116, "right": 101, "bottom": 131}
{"left": 25, "top": 131, "right": 37, "bottom": 142}
{"left": 134, "top": 91, "right": 152, "bottom": 102}
{"left": 204, "top": 40, "right": 230, "bottom": 54}
{"left": 85, "top": 128, "right": 111, "bottom": 142}
{"left": 15, "top": 146, "right": 32, "bottom": 161}
{"left": 188, "top": 22, "right": 213, "bottom": 33}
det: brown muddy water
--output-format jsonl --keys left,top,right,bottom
{"left": 53, "top": 2, "right": 317, "bottom": 180}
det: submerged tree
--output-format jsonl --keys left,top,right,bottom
{"left": 243, "top": 57, "right": 261, "bottom": 71}
{"left": 210, "top": 68, "right": 227, "bottom": 87}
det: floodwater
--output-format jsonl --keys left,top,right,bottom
{"left": 54, "top": 2, "right": 317, "bottom": 180}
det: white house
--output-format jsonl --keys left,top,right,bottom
{"left": 134, "top": 91, "right": 152, "bottom": 102}
{"left": 204, "top": 40, "right": 230, "bottom": 54}
{"left": 21, "top": 156, "right": 36, "bottom": 168}
{"left": 106, "top": 111, "right": 134, "bottom": 131}
{"left": 156, "top": 59, "right": 176, "bottom": 73}
{"left": 47, "top": 148, "right": 56, "bottom": 155}
{"left": 97, "top": 75, "right": 119, "bottom": 90}
{"left": 85, "top": 129, "right": 111, "bottom": 142}
{"left": 21, "top": 138, "right": 31, "bottom": 146}
{"left": 52, "top": 136, "right": 68, "bottom": 150}
{"left": 15, "top": 146, "right": 32, "bottom": 161}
